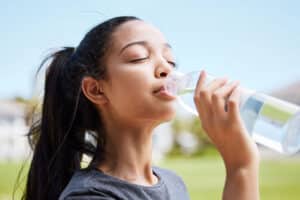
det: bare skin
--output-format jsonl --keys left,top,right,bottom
{"left": 81, "top": 20, "right": 177, "bottom": 186}
{"left": 81, "top": 20, "right": 260, "bottom": 199}
{"left": 194, "top": 71, "right": 260, "bottom": 200}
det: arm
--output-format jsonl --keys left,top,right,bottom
{"left": 223, "top": 162, "right": 259, "bottom": 200}
{"left": 193, "top": 71, "right": 260, "bottom": 200}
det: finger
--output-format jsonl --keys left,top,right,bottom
{"left": 194, "top": 74, "right": 227, "bottom": 106}
{"left": 213, "top": 81, "right": 240, "bottom": 100}
{"left": 212, "top": 81, "right": 240, "bottom": 114}
{"left": 194, "top": 70, "right": 207, "bottom": 95}
{"left": 194, "top": 71, "right": 212, "bottom": 117}
{"left": 206, "top": 78, "right": 228, "bottom": 93}
{"left": 194, "top": 71, "right": 209, "bottom": 107}
{"left": 227, "top": 86, "right": 242, "bottom": 119}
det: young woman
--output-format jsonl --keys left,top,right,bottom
{"left": 23, "top": 16, "right": 260, "bottom": 200}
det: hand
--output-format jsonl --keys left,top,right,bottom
{"left": 193, "top": 70, "right": 259, "bottom": 170}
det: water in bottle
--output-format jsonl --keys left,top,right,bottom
{"left": 166, "top": 70, "right": 300, "bottom": 154}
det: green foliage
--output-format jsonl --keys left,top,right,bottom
{"left": 169, "top": 116, "right": 213, "bottom": 155}
{"left": 189, "top": 117, "right": 212, "bottom": 146}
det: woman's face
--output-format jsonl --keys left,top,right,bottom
{"left": 101, "top": 20, "right": 177, "bottom": 124}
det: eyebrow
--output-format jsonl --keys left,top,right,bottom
{"left": 119, "top": 41, "right": 172, "bottom": 55}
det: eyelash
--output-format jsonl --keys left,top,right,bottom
{"left": 168, "top": 61, "right": 177, "bottom": 68}
{"left": 130, "top": 58, "right": 148, "bottom": 63}
{"left": 130, "top": 58, "right": 177, "bottom": 68}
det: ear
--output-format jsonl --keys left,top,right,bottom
{"left": 81, "top": 77, "right": 108, "bottom": 105}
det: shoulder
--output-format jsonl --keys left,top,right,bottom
{"left": 59, "top": 167, "right": 189, "bottom": 200}
{"left": 153, "top": 166, "right": 190, "bottom": 199}
{"left": 62, "top": 193, "right": 115, "bottom": 200}
{"left": 153, "top": 166, "right": 183, "bottom": 182}
{"left": 59, "top": 169, "right": 115, "bottom": 200}
{"left": 152, "top": 166, "right": 188, "bottom": 191}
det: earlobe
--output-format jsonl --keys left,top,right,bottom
{"left": 81, "top": 77, "right": 108, "bottom": 105}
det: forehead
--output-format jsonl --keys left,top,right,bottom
{"left": 111, "top": 20, "right": 167, "bottom": 49}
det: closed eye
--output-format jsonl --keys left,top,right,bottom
{"left": 130, "top": 58, "right": 177, "bottom": 69}
{"left": 130, "top": 57, "right": 148, "bottom": 63}
{"left": 168, "top": 61, "right": 177, "bottom": 68}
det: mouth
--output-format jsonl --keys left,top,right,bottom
{"left": 153, "top": 85, "right": 177, "bottom": 100}
{"left": 153, "top": 85, "right": 166, "bottom": 93}
{"left": 153, "top": 83, "right": 172, "bottom": 93}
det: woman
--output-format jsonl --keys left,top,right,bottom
{"left": 23, "top": 16, "right": 260, "bottom": 200}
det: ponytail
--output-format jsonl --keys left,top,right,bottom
{"left": 23, "top": 47, "right": 97, "bottom": 200}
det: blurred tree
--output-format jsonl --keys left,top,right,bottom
{"left": 189, "top": 117, "right": 212, "bottom": 146}
{"left": 13, "top": 96, "right": 41, "bottom": 147}
{"left": 13, "top": 96, "right": 41, "bottom": 126}
{"left": 170, "top": 116, "right": 214, "bottom": 156}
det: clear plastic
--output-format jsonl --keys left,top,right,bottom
{"left": 166, "top": 71, "right": 300, "bottom": 155}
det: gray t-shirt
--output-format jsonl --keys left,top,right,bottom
{"left": 59, "top": 166, "right": 190, "bottom": 200}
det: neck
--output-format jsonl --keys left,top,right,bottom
{"left": 97, "top": 118, "right": 159, "bottom": 186}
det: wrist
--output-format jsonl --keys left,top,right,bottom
{"left": 223, "top": 164, "right": 260, "bottom": 200}
{"left": 224, "top": 157, "right": 260, "bottom": 177}
{"left": 217, "top": 137, "right": 260, "bottom": 173}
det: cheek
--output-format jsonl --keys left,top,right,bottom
{"left": 123, "top": 94, "right": 177, "bottom": 122}
{"left": 112, "top": 84, "right": 149, "bottom": 113}
{"left": 108, "top": 76, "right": 147, "bottom": 111}
{"left": 110, "top": 84, "right": 176, "bottom": 121}
{"left": 107, "top": 71, "right": 176, "bottom": 121}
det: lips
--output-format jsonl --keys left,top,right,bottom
{"left": 153, "top": 85, "right": 166, "bottom": 93}
{"left": 153, "top": 85, "right": 177, "bottom": 100}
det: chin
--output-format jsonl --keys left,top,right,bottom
{"left": 137, "top": 100, "right": 177, "bottom": 122}
{"left": 156, "top": 105, "right": 177, "bottom": 122}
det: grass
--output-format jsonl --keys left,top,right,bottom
{"left": 159, "top": 156, "right": 300, "bottom": 200}
{"left": 0, "top": 161, "right": 28, "bottom": 200}
{"left": 1, "top": 156, "right": 300, "bottom": 200}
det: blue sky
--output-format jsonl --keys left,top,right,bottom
{"left": 1, "top": 0, "right": 300, "bottom": 99}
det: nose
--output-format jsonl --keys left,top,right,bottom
{"left": 155, "top": 60, "right": 173, "bottom": 78}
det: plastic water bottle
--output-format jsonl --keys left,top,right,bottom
{"left": 166, "top": 71, "right": 300, "bottom": 155}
